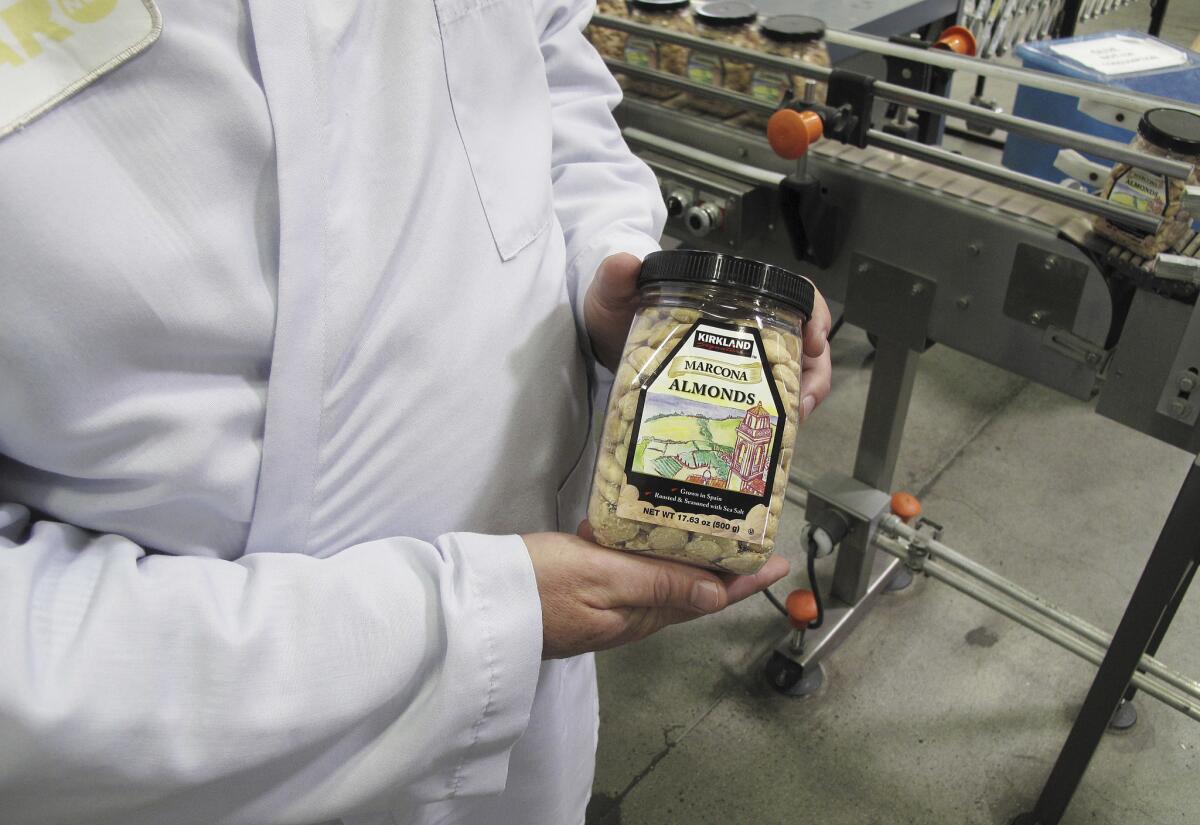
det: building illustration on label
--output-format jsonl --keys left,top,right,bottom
{"left": 619, "top": 322, "right": 785, "bottom": 544}
{"left": 631, "top": 399, "right": 777, "bottom": 496}
{"left": 730, "top": 404, "right": 773, "bottom": 495}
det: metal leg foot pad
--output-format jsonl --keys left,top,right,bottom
{"left": 1108, "top": 699, "right": 1138, "bottom": 732}
{"left": 765, "top": 651, "right": 825, "bottom": 696}
{"left": 885, "top": 565, "right": 914, "bottom": 592}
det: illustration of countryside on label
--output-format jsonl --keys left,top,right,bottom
{"left": 619, "top": 323, "right": 785, "bottom": 543}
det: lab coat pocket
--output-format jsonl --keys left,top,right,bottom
{"left": 435, "top": 0, "right": 554, "bottom": 261}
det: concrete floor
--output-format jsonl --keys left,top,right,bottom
{"left": 588, "top": 326, "right": 1199, "bottom": 825}
{"left": 588, "top": 6, "right": 1200, "bottom": 825}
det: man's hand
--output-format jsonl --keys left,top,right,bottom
{"left": 583, "top": 253, "right": 834, "bottom": 420}
{"left": 523, "top": 528, "right": 790, "bottom": 659}
{"left": 583, "top": 252, "right": 643, "bottom": 372}
{"left": 800, "top": 288, "right": 832, "bottom": 421}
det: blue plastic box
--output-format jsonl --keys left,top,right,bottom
{"left": 1001, "top": 31, "right": 1200, "bottom": 185}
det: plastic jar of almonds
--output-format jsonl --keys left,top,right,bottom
{"left": 743, "top": 15, "right": 830, "bottom": 131}
{"left": 587, "top": 0, "right": 630, "bottom": 71}
{"left": 683, "top": 0, "right": 758, "bottom": 119}
{"left": 624, "top": 0, "right": 694, "bottom": 100}
{"left": 1092, "top": 108, "right": 1200, "bottom": 258}
{"left": 587, "top": 250, "right": 815, "bottom": 575}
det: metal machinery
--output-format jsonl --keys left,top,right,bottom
{"left": 962, "top": 0, "right": 1177, "bottom": 59}
{"left": 589, "top": 10, "right": 1200, "bottom": 824}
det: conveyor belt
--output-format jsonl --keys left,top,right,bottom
{"left": 808, "top": 138, "right": 1090, "bottom": 232}
{"left": 1102, "top": 229, "right": 1200, "bottom": 302}
{"left": 808, "top": 137, "right": 1200, "bottom": 302}
{"left": 621, "top": 82, "right": 1200, "bottom": 301}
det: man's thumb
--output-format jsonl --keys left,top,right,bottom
{"left": 628, "top": 561, "right": 728, "bottom": 615}
{"left": 593, "top": 252, "right": 642, "bottom": 306}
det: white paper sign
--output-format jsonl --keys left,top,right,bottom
{"left": 1050, "top": 35, "right": 1188, "bottom": 77}
{"left": 0, "top": 0, "right": 161, "bottom": 139}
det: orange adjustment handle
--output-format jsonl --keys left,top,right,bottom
{"left": 933, "top": 25, "right": 977, "bottom": 56}
{"left": 890, "top": 491, "right": 922, "bottom": 523}
{"left": 767, "top": 109, "right": 824, "bottom": 161}
{"left": 785, "top": 589, "right": 819, "bottom": 629}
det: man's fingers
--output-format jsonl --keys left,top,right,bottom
{"left": 803, "top": 289, "right": 832, "bottom": 359}
{"left": 595, "top": 550, "right": 729, "bottom": 615}
{"left": 799, "top": 347, "right": 832, "bottom": 420}
{"left": 577, "top": 520, "right": 594, "bottom": 543}
{"left": 575, "top": 523, "right": 786, "bottom": 613}
{"left": 723, "top": 555, "right": 790, "bottom": 604}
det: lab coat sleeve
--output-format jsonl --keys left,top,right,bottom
{"left": 0, "top": 502, "right": 542, "bottom": 825}
{"left": 537, "top": 0, "right": 668, "bottom": 343}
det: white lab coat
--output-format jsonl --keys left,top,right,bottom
{"left": 0, "top": 1, "right": 664, "bottom": 823}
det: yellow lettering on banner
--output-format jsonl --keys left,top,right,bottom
{"left": 57, "top": 0, "right": 116, "bottom": 25}
{"left": 1, "top": 0, "right": 72, "bottom": 59}
{"left": 0, "top": 37, "right": 23, "bottom": 66}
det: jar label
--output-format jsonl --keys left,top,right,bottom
{"left": 687, "top": 52, "right": 722, "bottom": 86}
{"left": 624, "top": 36, "right": 658, "bottom": 69}
{"left": 751, "top": 69, "right": 789, "bottom": 105}
{"left": 616, "top": 322, "right": 785, "bottom": 545}
{"left": 1107, "top": 167, "right": 1168, "bottom": 216}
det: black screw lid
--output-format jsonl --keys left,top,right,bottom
{"left": 630, "top": 0, "right": 690, "bottom": 11}
{"left": 1137, "top": 108, "right": 1200, "bottom": 156}
{"left": 694, "top": 0, "right": 757, "bottom": 26}
{"left": 760, "top": 14, "right": 826, "bottom": 43}
{"left": 638, "top": 249, "right": 815, "bottom": 319}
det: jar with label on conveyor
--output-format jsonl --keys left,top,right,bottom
{"left": 682, "top": 0, "right": 758, "bottom": 119}
{"left": 624, "top": 0, "right": 694, "bottom": 100}
{"left": 744, "top": 15, "right": 830, "bottom": 131}
{"left": 1092, "top": 108, "right": 1200, "bottom": 258}
{"left": 587, "top": 0, "right": 631, "bottom": 84}
{"left": 587, "top": 250, "right": 815, "bottom": 575}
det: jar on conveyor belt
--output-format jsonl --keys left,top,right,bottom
{"left": 682, "top": 0, "right": 758, "bottom": 119}
{"left": 625, "top": 0, "right": 694, "bottom": 100}
{"left": 1092, "top": 108, "right": 1200, "bottom": 259}
{"left": 744, "top": 14, "right": 830, "bottom": 131}
{"left": 587, "top": 250, "right": 815, "bottom": 575}
{"left": 587, "top": 0, "right": 630, "bottom": 77}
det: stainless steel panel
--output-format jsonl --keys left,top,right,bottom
{"left": 1003, "top": 243, "right": 1089, "bottom": 331}
{"left": 1097, "top": 293, "right": 1200, "bottom": 452}
{"left": 845, "top": 255, "right": 936, "bottom": 351}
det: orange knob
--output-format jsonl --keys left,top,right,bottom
{"left": 890, "top": 492, "right": 922, "bottom": 522}
{"left": 785, "top": 589, "right": 819, "bottom": 629}
{"left": 933, "top": 25, "right": 977, "bottom": 56}
{"left": 767, "top": 109, "right": 824, "bottom": 160}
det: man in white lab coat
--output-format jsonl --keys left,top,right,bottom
{"left": 0, "top": 1, "right": 832, "bottom": 824}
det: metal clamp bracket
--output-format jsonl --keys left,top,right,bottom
{"left": 1155, "top": 254, "right": 1200, "bottom": 286}
{"left": 1042, "top": 325, "right": 1109, "bottom": 370}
